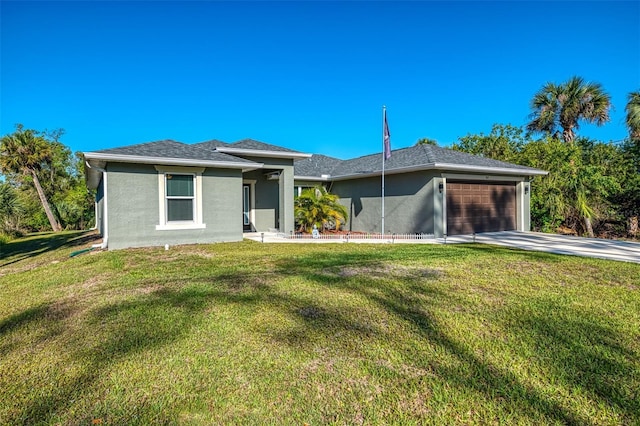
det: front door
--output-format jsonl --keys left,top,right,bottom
{"left": 242, "top": 184, "right": 251, "bottom": 231}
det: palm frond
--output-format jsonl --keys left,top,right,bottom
{"left": 626, "top": 91, "right": 640, "bottom": 140}
{"left": 527, "top": 76, "right": 611, "bottom": 143}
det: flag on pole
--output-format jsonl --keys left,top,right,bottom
{"left": 383, "top": 110, "right": 391, "bottom": 160}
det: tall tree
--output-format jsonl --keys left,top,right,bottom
{"left": 0, "top": 125, "right": 62, "bottom": 231}
{"left": 526, "top": 76, "right": 611, "bottom": 144}
{"left": 626, "top": 90, "right": 640, "bottom": 142}
{"left": 453, "top": 124, "right": 526, "bottom": 163}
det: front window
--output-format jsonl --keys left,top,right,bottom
{"left": 155, "top": 166, "right": 205, "bottom": 231}
{"left": 166, "top": 174, "right": 194, "bottom": 221}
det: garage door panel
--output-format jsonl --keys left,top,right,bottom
{"left": 446, "top": 181, "right": 516, "bottom": 235}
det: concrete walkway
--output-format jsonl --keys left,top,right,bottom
{"left": 244, "top": 231, "right": 640, "bottom": 264}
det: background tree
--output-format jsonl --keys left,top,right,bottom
{"left": 0, "top": 125, "right": 61, "bottom": 231}
{"left": 294, "top": 186, "right": 348, "bottom": 233}
{"left": 620, "top": 91, "right": 640, "bottom": 236}
{"left": 526, "top": 76, "right": 611, "bottom": 143}
{"left": 415, "top": 138, "right": 438, "bottom": 146}
{"left": 0, "top": 125, "right": 95, "bottom": 238}
{"left": 626, "top": 91, "right": 640, "bottom": 142}
{"left": 454, "top": 121, "right": 634, "bottom": 238}
{"left": 452, "top": 124, "right": 526, "bottom": 163}
{"left": 0, "top": 182, "right": 25, "bottom": 237}
{"left": 519, "top": 137, "right": 628, "bottom": 237}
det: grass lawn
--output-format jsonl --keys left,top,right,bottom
{"left": 1, "top": 231, "right": 639, "bottom": 425}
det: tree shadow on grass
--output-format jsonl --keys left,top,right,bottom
{"left": 505, "top": 298, "right": 640, "bottom": 422}
{"left": 275, "top": 251, "right": 637, "bottom": 425}
{"left": 5, "top": 271, "right": 344, "bottom": 424}
{"left": 3, "top": 286, "right": 223, "bottom": 423}
{"left": 0, "top": 302, "right": 72, "bottom": 357}
{"left": 0, "top": 231, "right": 100, "bottom": 267}
{"left": 4, "top": 246, "right": 636, "bottom": 424}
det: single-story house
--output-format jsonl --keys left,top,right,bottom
{"left": 83, "top": 139, "right": 546, "bottom": 250}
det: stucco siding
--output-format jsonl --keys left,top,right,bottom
{"left": 105, "top": 162, "right": 242, "bottom": 250}
{"left": 202, "top": 168, "right": 244, "bottom": 240}
{"left": 279, "top": 164, "right": 295, "bottom": 234}
{"left": 331, "top": 171, "right": 437, "bottom": 234}
{"left": 516, "top": 181, "right": 531, "bottom": 231}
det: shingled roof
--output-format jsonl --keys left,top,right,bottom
{"left": 93, "top": 139, "right": 255, "bottom": 164}
{"left": 295, "top": 144, "right": 545, "bottom": 179}
{"left": 228, "top": 138, "right": 302, "bottom": 153}
{"left": 194, "top": 139, "right": 229, "bottom": 150}
{"left": 294, "top": 154, "right": 344, "bottom": 178}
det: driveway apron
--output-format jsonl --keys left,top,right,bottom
{"left": 470, "top": 231, "right": 640, "bottom": 264}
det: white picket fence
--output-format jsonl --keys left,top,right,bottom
{"left": 277, "top": 232, "right": 435, "bottom": 241}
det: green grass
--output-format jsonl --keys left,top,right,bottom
{"left": 1, "top": 232, "right": 639, "bottom": 425}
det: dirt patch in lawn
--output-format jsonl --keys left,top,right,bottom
{"left": 322, "top": 263, "right": 443, "bottom": 281}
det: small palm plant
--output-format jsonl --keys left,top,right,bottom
{"left": 294, "top": 186, "right": 348, "bottom": 233}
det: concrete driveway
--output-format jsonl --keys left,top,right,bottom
{"left": 451, "top": 231, "right": 640, "bottom": 264}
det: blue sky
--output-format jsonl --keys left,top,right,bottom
{"left": 2, "top": 1, "right": 639, "bottom": 159}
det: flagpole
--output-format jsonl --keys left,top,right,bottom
{"left": 381, "top": 105, "right": 386, "bottom": 237}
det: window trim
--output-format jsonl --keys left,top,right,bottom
{"left": 155, "top": 166, "right": 206, "bottom": 231}
{"left": 166, "top": 173, "right": 196, "bottom": 222}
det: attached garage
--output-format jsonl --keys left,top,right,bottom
{"left": 446, "top": 181, "right": 516, "bottom": 235}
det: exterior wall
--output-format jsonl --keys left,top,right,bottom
{"left": 330, "top": 171, "right": 437, "bottom": 234}
{"left": 105, "top": 162, "right": 242, "bottom": 250}
{"left": 239, "top": 156, "right": 295, "bottom": 234}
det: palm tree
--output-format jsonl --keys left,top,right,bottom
{"left": 626, "top": 91, "right": 640, "bottom": 141}
{"left": 0, "top": 125, "right": 61, "bottom": 231}
{"left": 0, "top": 183, "right": 24, "bottom": 236}
{"left": 527, "top": 76, "right": 611, "bottom": 143}
{"left": 294, "top": 186, "right": 348, "bottom": 233}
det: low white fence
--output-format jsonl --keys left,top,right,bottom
{"left": 277, "top": 232, "right": 435, "bottom": 241}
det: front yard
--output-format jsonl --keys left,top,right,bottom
{"left": 1, "top": 232, "right": 638, "bottom": 424}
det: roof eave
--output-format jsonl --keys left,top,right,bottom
{"left": 327, "top": 162, "right": 547, "bottom": 181}
{"left": 432, "top": 163, "right": 548, "bottom": 176}
{"left": 82, "top": 152, "right": 263, "bottom": 172}
{"left": 216, "top": 147, "right": 312, "bottom": 160}
{"left": 293, "top": 175, "right": 331, "bottom": 182}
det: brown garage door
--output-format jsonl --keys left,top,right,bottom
{"left": 446, "top": 181, "right": 516, "bottom": 235}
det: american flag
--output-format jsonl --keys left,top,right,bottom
{"left": 384, "top": 110, "right": 391, "bottom": 160}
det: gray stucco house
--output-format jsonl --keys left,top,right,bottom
{"left": 84, "top": 139, "right": 545, "bottom": 250}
